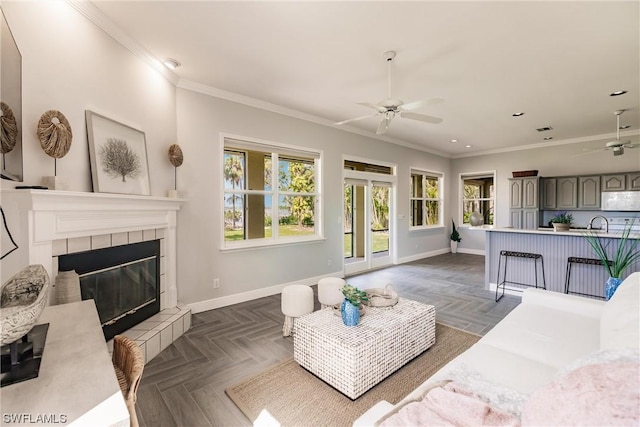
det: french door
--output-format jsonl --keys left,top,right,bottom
{"left": 344, "top": 177, "right": 394, "bottom": 276}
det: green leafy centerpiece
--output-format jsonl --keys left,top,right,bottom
{"left": 582, "top": 219, "right": 640, "bottom": 300}
{"left": 340, "top": 284, "right": 368, "bottom": 327}
{"left": 550, "top": 211, "right": 573, "bottom": 232}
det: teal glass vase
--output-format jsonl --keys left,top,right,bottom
{"left": 341, "top": 299, "right": 360, "bottom": 326}
{"left": 605, "top": 277, "right": 623, "bottom": 301}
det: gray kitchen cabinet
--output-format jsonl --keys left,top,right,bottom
{"left": 628, "top": 173, "right": 640, "bottom": 190}
{"left": 508, "top": 177, "right": 539, "bottom": 229}
{"left": 509, "top": 209, "right": 522, "bottom": 229}
{"left": 578, "top": 176, "right": 600, "bottom": 209}
{"left": 509, "top": 179, "right": 523, "bottom": 209}
{"left": 556, "top": 177, "right": 578, "bottom": 209}
{"left": 602, "top": 174, "right": 626, "bottom": 192}
{"left": 509, "top": 209, "right": 538, "bottom": 230}
{"left": 541, "top": 178, "right": 557, "bottom": 210}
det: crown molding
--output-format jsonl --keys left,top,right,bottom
{"left": 451, "top": 129, "right": 640, "bottom": 159}
{"left": 66, "top": 0, "right": 179, "bottom": 85}
{"left": 177, "top": 79, "right": 451, "bottom": 158}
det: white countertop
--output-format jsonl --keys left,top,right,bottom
{"left": 1, "top": 300, "right": 129, "bottom": 426}
{"left": 486, "top": 227, "right": 632, "bottom": 239}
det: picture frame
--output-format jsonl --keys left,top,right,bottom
{"left": 85, "top": 111, "right": 150, "bottom": 195}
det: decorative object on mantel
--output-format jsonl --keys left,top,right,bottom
{"left": 167, "top": 143, "right": 183, "bottom": 198}
{"left": 582, "top": 219, "right": 640, "bottom": 300}
{"left": 0, "top": 101, "right": 18, "bottom": 155}
{"left": 550, "top": 211, "right": 573, "bottom": 232}
{"left": 450, "top": 219, "right": 461, "bottom": 253}
{"left": 512, "top": 170, "right": 538, "bottom": 178}
{"left": 1, "top": 264, "right": 50, "bottom": 387}
{"left": 0, "top": 207, "right": 19, "bottom": 260}
{"left": 54, "top": 270, "right": 81, "bottom": 305}
{"left": 340, "top": 284, "right": 368, "bottom": 326}
{"left": 37, "top": 110, "right": 72, "bottom": 190}
{"left": 86, "top": 110, "right": 150, "bottom": 196}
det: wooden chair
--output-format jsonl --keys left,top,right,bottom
{"left": 112, "top": 335, "right": 145, "bottom": 427}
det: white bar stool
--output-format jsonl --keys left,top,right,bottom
{"left": 281, "top": 284, "right": 314, "bottom": 337}
{"left": 317, "top": 277, "right": 345, "bottom": 309}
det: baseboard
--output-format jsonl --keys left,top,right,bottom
{"left": 488, "top": 282, "right": 525, "bottom": 298}
{"left": 188, "top": 271, "right": 343, "bottom": 313}
{"left": 457, "top": 248, "right": 486, "bottom": 256}
{"left": 396, "top": 248, "right": 450, "bottom": 264}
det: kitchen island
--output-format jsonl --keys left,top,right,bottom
{"left": 485, "top": 227, "right": 639, "bottom": 298}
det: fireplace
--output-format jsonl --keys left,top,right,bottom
{"left": 58, "top": 240, "right": 161, "bottom": 340}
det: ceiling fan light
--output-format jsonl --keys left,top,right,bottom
{"left": 613, "top": 146, "right": 624, "bottom": 156}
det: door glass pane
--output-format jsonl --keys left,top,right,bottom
{"left": 371, "top": 185, "right": 389, "bottom": 254}
{"left": 344, "top": 184, "right": 353, "bottom": 258}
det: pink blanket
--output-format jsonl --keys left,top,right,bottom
{"left": 379, "top": 381, "right": 520, "bottom": 427}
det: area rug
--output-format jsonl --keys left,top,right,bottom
{"left": 226, "top": 323, "right": 480, "bottom": 427}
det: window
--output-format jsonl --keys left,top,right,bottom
{"left": 410, "top": 169, "right": 443, "bottom": 228}
{"left": 461, "top": 173, "right": 495, "bottom": 226}
{"left": 223, "top": 137, "right": 320, "bottom": 247}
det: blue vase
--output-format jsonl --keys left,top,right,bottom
{"left": 605, "top": 277, "right": 623, "bottom": 301}
{"left": 341, "top": 299, "right": 360, "bottom": 326}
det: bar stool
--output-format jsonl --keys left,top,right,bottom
{"left": 496, "top": 250, "right": 546, "bottom": 302}
{"left": 317, "top": 277, "right": 345, "bottom": 309}
{"left": 281, "top": 284, "right": 314, "bottom": 337}
{"left": 564, "top": 257, "right": 610, "bottom": 299}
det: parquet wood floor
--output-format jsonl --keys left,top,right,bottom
{"left": 135, "top": 253, "right": 520, "bottom": 426}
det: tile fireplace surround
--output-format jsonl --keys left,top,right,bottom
{"left": 0, "top": 189, "right": 188, "bottom": 363}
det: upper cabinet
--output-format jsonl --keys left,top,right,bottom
{"left": 556, "top": 177, "right": 578, "bottom": 209}
{"left": 628, "top": 173, "right": 640, "bottom": 190}
{"left": 541, "top": 178, "right": 557, "bottom": 210}
{"left": 578, "top": 176, "right": 600, "bottom": 209}
{"left": 509, "top": 178, "right": 539, "bottom": 209}
{"left": 602, "top": 174, "right": 626, "bottom": 192}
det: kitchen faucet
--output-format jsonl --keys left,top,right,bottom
{"left": 588, "top": 215, "right": 609, "bottom": 233}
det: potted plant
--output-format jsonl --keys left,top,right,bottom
{"left": 582, "top": 219, "right": 640, "bottom": 300}
{"left": 550, "top": 211, "right": 573, "bottom": 232}
{"left": 340, "top": 284, "right": 368, "bottom": 326}
{"left": 450, "top": 219, "right": 462, "bottom": 253}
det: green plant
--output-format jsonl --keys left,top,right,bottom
{"left": 341, "top": 284, "right": 368, "bottom": 307}
{"left": 582, "top": 219, "right": 640, "bottom": 278}
{"left": 450, "top": 219, "right": 461, "bottom": 242}
{"left": 550, "top": 211, "right": 573, "bottom": 224}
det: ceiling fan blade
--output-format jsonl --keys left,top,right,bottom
{"left": 400, "top": 111, "right": 443, "bottom": 124}
{"left": 334, "top": 113, "right": 377, "bottom": 126}
{"left": 400, "top": 97, "right": 445, "bottom": 111}
{"left": 376, "top": 116, "right": 391, "bottom": 135}
{"left": 357, "top": 102, "right": 387, "bottom": 113}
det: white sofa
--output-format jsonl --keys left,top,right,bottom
{"left": 355, "top": 272, "right": 640, "bottom": 426}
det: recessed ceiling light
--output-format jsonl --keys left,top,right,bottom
{"left": 450, "top": 139, "right": 458, "bottom": 143}
{"left": 465, "top": 144, "right": 472, "bottom": 148}
{"left": 544, "top": 137, "right": 554, "bottom": 141}
{"left": 163, "top": 58, "right": 181, "bottom": 70}
{"left": 619, "top": 125, "right": 631, "bottom": 130}
{"left": 512, "top": 112, "right": 525, "bottom": 117}
{"left": 610, "top": 90, "right": 627, "bottom": 96}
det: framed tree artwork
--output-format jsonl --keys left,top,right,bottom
{"left": 85, "top": 111, "right": 150, "bottom": 195}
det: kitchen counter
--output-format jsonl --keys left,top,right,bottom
{"left": 485, "top": 227, "right": 639, "bottom": 298}
{"left": 486, "top": 227, "right": 632, "bottom": 239}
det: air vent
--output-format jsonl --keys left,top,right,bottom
{"left": 536, "top": 126, "right": 553, "bottom": 132}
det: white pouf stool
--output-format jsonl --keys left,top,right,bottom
{"left": 318, "top": 277, "right": 346, "bottom": 309}
{"left": 281, "top": 284, "right": 314, "bottom": 337}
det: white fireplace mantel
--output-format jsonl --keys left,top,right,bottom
{"left": 0, "top": 189, "right": 185, "bottom": 307}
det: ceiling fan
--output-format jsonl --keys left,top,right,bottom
{"left": 604, "top": 110, "right": 638, "bottom": 156}
{"left": 334, "top": 51, "right": 443, "bottom": 135}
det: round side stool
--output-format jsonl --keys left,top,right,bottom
{"left": 317, "top": 277, "right": 345, "bottom": 309}
{"left": 281, "top": 284, "right": 314, "bottom": 337}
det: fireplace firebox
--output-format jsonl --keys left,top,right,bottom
{"left": 58, "top": 240, "right": 160, "bottom": 340}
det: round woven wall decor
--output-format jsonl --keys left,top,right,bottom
{"left": 37, "top": 110, "right": 73, "bottom": 159}
{"left": 168, "top": 144, "right": 184, "bottom": 167}
{"left": 0, "top": 101, "right": 18, "bottom": 154}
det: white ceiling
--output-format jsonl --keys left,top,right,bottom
{"left": 86, "top": 1, "right": 639, "bottom": 158}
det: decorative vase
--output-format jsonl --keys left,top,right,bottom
{"left": 55, "top": 270, "right": 82, "bottom": 305}
{"left": 341, "top": 299, "right": 360, "bottom": 326}
{"left": 450, "top": 241, "right": 458, "bottom": 254}
{"left": 552, "top": 223, "right": 570, "bottom": 232}
{"left": 469, "top": 211, "right": 484, "bottom": 227}
{"left": 605, "top": 277, "right": 622, "bottom": 301}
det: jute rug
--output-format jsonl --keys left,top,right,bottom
{"left": 226, "top": 323, "right": 480, "bottom": 427}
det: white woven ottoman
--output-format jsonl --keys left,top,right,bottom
{"left": 281, "top": 284, "right": 314, "bottom": 337}
{"left": 317, "top": 277, "right": 345, "bottom": 309}
{"left": 293, "top": 298, "right": 436, "bottom": 399}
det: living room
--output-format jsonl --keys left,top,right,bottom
{"left": 1, "top": 1, "right": 639, "bottom": 426}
